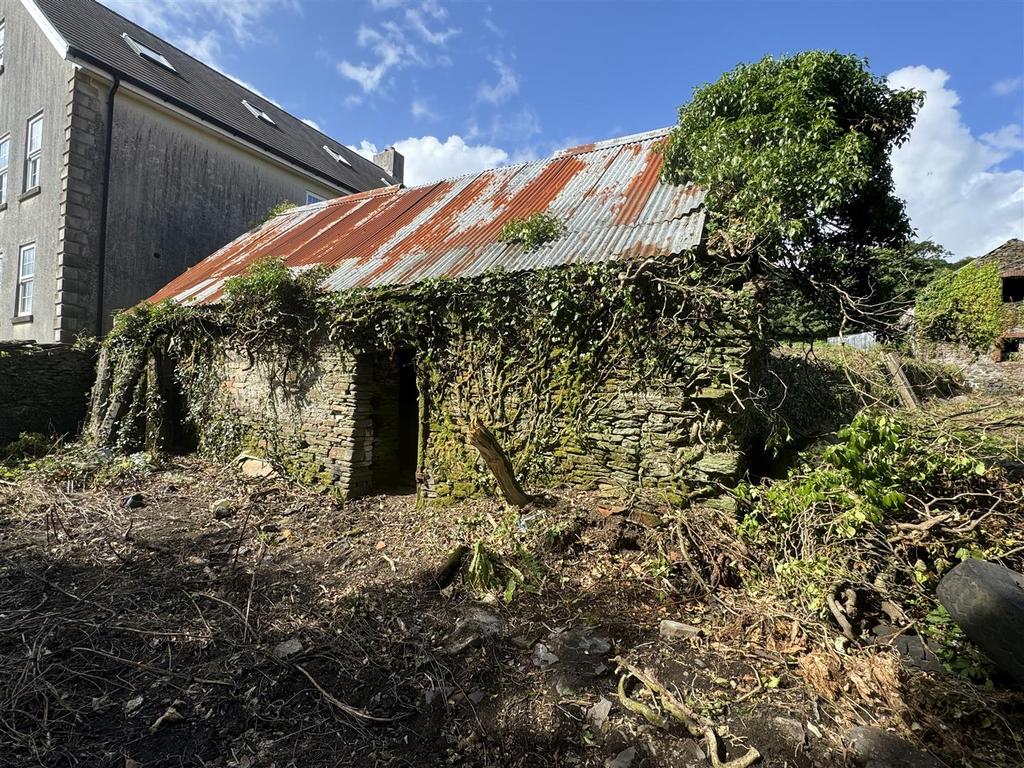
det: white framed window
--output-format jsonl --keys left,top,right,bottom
{"left": 17, "top": 243, "right": 35, "bottom": 317}
{"left": 122, "top": 33, "right": 175, "bottom": 71}
{"left": 242, "top": 99, "right": 276, "bottom": 126}
{"left": 24, "top": 113, "right": 42, "bottom": 191}
{"left": 305, "top": 191, "right": 325, "bottom": 205}
{"left": 322, "top": 145, "right": 352, "bottom": 167}
{"left": 0, "top": 134, "right": 9, "bottom": 206}
{"left": 0, "top": 19, "right": 7, "bottom": 71}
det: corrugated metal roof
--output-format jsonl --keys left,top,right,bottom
{"left": 150, "top": 127, "right": 705, "bottom": 305}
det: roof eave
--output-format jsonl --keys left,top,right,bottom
{"left": 20, "top": 0, "right": 70, "bottom": 59}
{"left": 66, "top": 49, "right": 369, "bottom": 196}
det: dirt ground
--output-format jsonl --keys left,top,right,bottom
{"left": 1, "top": 424, "right": 1022, "bottom": 767}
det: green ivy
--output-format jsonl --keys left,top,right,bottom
{"left": 915, "top": 261, "right": 1013, "bottom": 351}
{"left": 497, "top": 213, "right": 565, "bottom": 250}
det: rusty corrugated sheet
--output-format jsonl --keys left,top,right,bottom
{"left": 150, "top": 127, "right": 705, "bottom": 305}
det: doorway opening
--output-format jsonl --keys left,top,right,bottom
{"left": 370, "top": 350, "right": 420, "bottom": 493}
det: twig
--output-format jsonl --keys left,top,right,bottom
{"left": 293, "top": 663, "right": 406, "bottom": 723}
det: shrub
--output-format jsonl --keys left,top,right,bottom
{"left": 498, "top": 213, "right": 564, "bottom": 250}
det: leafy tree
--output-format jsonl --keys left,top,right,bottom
{"left": 768, "top": 240, "right": 956, "bottom": 339}
{"left": 661, "top": 51, "right": 923, "bottom": 330}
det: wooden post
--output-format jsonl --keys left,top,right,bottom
{"left": 883, "top": 352, "right": 920, "bottom": 410}
{"left": 467, "top": 418, "right": 531, "bottom": 507}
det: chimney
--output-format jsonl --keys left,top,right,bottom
{"left": 373, "top": 147, "right": 404, "bottom": 185}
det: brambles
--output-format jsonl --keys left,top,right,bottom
{"left": 738, "top": 407, "right": 1022, "bottom": 682}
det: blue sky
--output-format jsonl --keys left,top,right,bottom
{"left": 103, "top": 0, "right": 1024, "bottom": 259}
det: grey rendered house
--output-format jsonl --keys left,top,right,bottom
{"left": 0, "top": 0, "right": 401, "bottom": 343}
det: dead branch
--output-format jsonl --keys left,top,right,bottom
{"left": 467, "top": 418, "right": 531, "bottom": 507}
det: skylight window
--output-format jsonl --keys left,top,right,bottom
{"left": 323, "top": 145, "right": 352, "bottom": 167}
{"left": 122, "top": 33, "right": 176, "bottom": 72}
{"left": 242, "top": 99, "right": 276, "bottom": 126}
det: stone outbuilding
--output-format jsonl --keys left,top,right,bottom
{"left": 98, "top": 129, "right": 762, "bottom": 505}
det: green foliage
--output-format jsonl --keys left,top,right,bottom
{"left": 661, "top": 51, "right": 922, "bottom": 326}
{"left": 498, "top": 213, "right": 565, "bottom": 250}
{"left": 915, "top": 261, "right": 1012, "bottom": 350}
{"left": 2, "top": 432, "right": 51, "bottom": 464}
{"left": 251, "top": 200, "right": 298, "bottom": 228}
{"left": 746, "top": 412, "right": 988, "bottom": 540}
{"left": 921, "top": 605, "right": 997, "bottom": 683}
{"left": 737, "top": 409, "right": 1019, "bottom": 621}
{"left": 222, "top": 256, "right": 331, "bottom": 347}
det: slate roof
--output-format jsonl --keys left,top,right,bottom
{"left": 151, "top": 128, "right": 706, "bottom": 306}
{"left": 30, "top": 0, "right": 393, "bottom": 193}
{"left": 976, "top": 238, "right": 1024, "bottom": 277}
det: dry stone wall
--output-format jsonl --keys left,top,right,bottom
{"left": 0, "top": 342, "right": 96, "bottom": 445}
{"left": 209, "top": 346, "right": 376, "bottom": 498}
{"left": 176, "top": 334, "right": 753, "bottom": 506}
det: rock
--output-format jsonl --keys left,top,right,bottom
{"left": 237, "top": 454, "right": 276, "bottom": 479}
{"left": 629, "top": 510, "right": 663, "bottom": 528}
{"left": 467, "top": 690, "right": 486, "bottom": 705}
{"left": 443, "top": 605, "right": 503, "bottom": 655}
{"left": 659, "top": 619, "right": 701, "bottom": 641}
{"left": 273, "top": 638, "right": 303, "bottom": 659}
{"left": 587, "top": 697, "right": 613, "bottom": 731}
{"left": 772, "top": 716, "right": 806, "bottom": 750}
{"left": 510, "top": 634, "right": 537, "bottom": 650}
{"left": 531, "top": 642, "right": 559, "bottom": 667}
{"left": 847, "top": 726, "right": 940, "bottom": 768}
{"left": 605, "top": 746, "right": 636, "bottom": 768}
{"left": 148, "top": 704, "right": 184, "bottom": 733}
{"left": 124, "top": 493, "right": 145, "bottom": 509}
{"left": 937, "top": 559, "right": 1024, "bottom": 685}
{"left": 546, "top": 626, "right": 613, "bottom": 693}
{"left": 210, "top": 498, "right": 236, "bottom": 519}
{"left": 124, "top": 695, "right": 144, "bottom": 714}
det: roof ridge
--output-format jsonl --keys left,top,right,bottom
{"left": 553, "top": 127, "right": 675, "bottom": 158}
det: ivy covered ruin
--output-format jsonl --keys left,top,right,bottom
{"left": 88, "top": 129, "right": 768, "bottom": 505}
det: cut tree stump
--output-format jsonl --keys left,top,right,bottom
{"left": 467, "top": 418, "right": 531, "bottom": 507}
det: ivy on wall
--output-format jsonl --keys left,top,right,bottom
{"left": 89, "top": 252, "right": 764, "bottom": 500}
{"left": 915, "top": 262, "right": 1014, "bottom": 351}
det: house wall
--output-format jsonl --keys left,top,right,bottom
{"left": 0, "top": 341, "right": 96, "bottom": 445}
{"left": 100, "top": 89, "right": 340, "bottom": 329}
{"left": 0, "top": 0, "right": 74, "bottom": 342}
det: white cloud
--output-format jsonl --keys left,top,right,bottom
{"left": 301, "top": 118, "right": 322, "bottom": 131}
{"left": 477, "top": 57, "right": 519, "bottom": 104}
{"left": 175, "top": 30, "right": 222, "bottom": 66}
{"left": 405, "top": 3, "right": 459, "bottom": 45}
{"left": 992, "top": 76, "right": 1024, "bottom": 96}
{"left": 337, "top": 2, "right": 454, "bottom": 97}
{"left": 338, "top": 22, "right": 420, "bottom": 94}
{"left": 411, "top": 98, "right": 437, "bottom": 120}
{"left": 352, "top": 135, "right": 509, "bottom": 187}
{"left": 888, "top": 66, "right": 1024, "bottom": 259}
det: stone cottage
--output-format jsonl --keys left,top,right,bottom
{"left": 976, "top": 238, "right": 1024, "bottom": 361}
{"left": 0, "top": 0, "right": 398, "bottom": 343}
{"left": 97, "top": 129, "right": 761, "bottom": 504}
